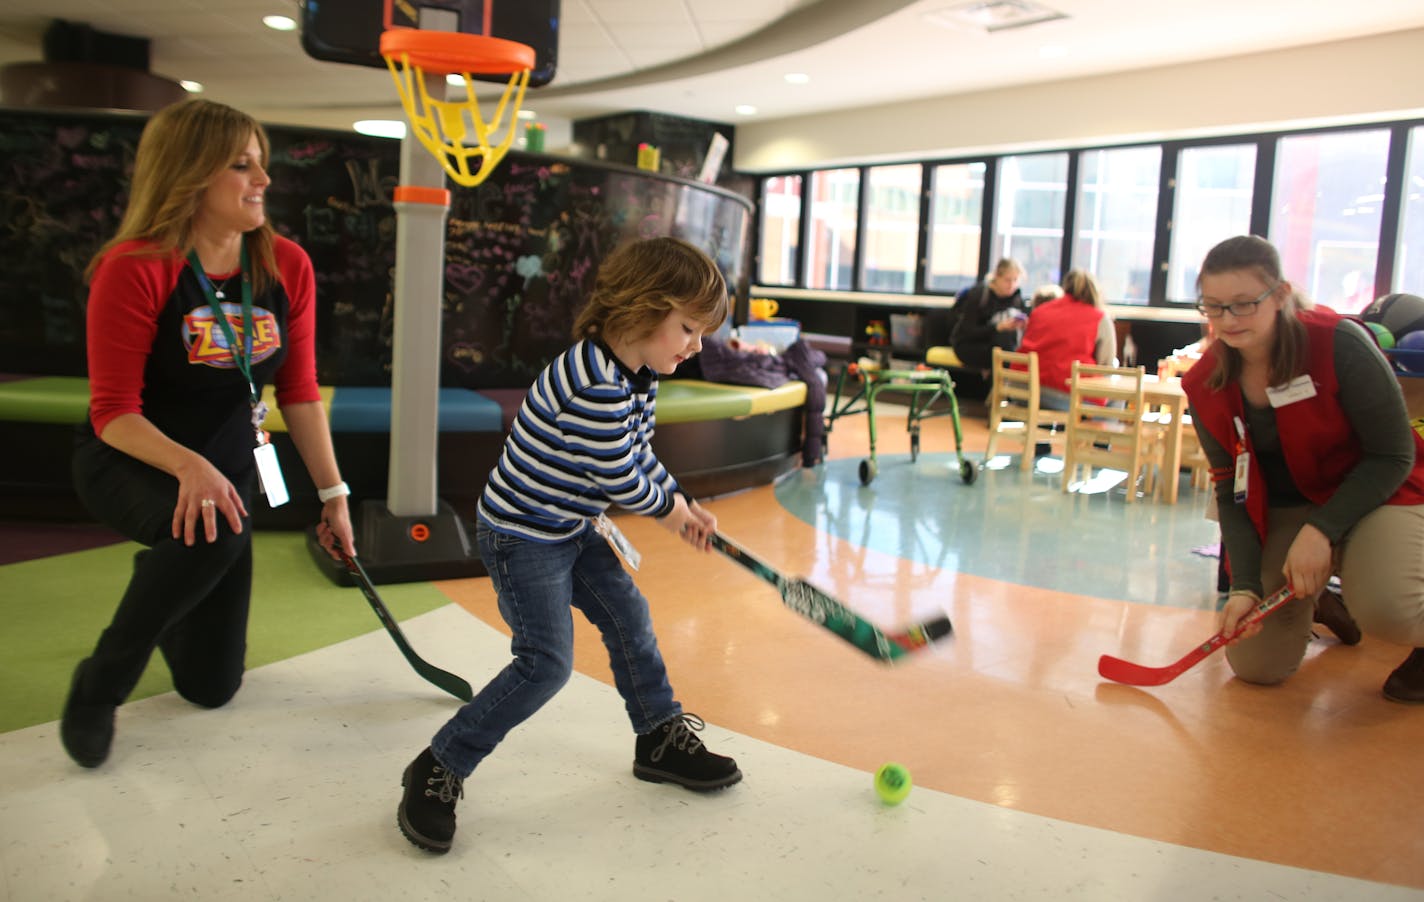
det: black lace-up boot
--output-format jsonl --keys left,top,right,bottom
{"left": 1383, "top": 648, "right": 1424, "bottom": 704}
{"left": 398, "top": 747, "right": 464, "bottom": 853}
{"left": 60, "top": 659, "right": 115, "bottom": 768}
{"left": 633, "top": 713, "right": 742, "bottom": 791}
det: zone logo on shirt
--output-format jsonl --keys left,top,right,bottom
{"left": 184, "top": 303, "right": 282, "bottom": 367}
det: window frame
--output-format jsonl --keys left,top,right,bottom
{"left": 751, "top": 114, "right": 1424, "bottom": 308}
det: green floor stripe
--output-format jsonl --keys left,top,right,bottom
{"left": 0, "top": 532, "right": 457, "bottom": 734}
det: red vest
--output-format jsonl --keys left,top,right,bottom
{"left": 1182, "top": 307, "right": 1424, "bottom": 540}
{"left": 1017, "top": 295, "right": 1104, "bottom": 391}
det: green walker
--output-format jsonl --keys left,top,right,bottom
{"left": 824, "top": 361, "right": 977, "bottom": 487}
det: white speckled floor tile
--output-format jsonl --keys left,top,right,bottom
{"left": 2, "top": 604, "right": 1419, "bottom": 902}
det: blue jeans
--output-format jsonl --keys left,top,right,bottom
{"left": 432, "top": 521, "right": 681, "bottom": 777}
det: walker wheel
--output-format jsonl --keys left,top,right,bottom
{"left": 859, "top": 459, "right": 877, "bottom": 486}
{"left": 910, "top": 431, "right": 921, "bottom": 462}
{"left": 959, "top": 459, "right": 977, "bottom": 484}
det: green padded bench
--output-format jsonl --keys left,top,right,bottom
{"left": 0, "top": 375, "right": 90, "bottom": 425}
{"left": 1, "top": 374, "right": 812, "bottom": 522}
{"left": 655, "top": 379, "right": 807, "bottom": 424}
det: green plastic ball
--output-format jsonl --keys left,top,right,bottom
{"left": 1366, "top": 321, "right": 1395, "bottom": 350}
{"left": 874, "top": 762, "right": 912, "bottom": 805}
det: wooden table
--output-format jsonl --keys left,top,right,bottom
{"left": 1077, "top": 374, "right": 1188, "bottom": 504}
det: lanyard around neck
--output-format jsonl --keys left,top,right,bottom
{"left": 188, "top": 245, "right": 257, "bottom": 404}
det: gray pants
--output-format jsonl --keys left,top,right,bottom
{"left": 1226, "top": 503, "right": 1424, "bottom": 684}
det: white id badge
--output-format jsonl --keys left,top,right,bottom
{"left": 1265, "top": 374, "right": 1317, "bottom": 407}
{"left": 1233, "top": 450, "right": 1249, "bottom": 504}
{"left": 594, "top": 513, "right": 641, "bottom": 570}
{"left": 253, "top": 442, "right": 289, "bottom": 508}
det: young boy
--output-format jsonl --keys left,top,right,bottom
{"left": 397, "top": 236, "right": 742, "bottom": 854}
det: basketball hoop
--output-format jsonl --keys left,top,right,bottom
{"left": 380, "top": 29, "right": 535, "bottom": 187}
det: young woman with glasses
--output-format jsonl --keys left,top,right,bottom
{"left": 1181, "top": 235, "right": 1424, "bottom": 703}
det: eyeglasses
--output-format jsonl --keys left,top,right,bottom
{"left": 1195, "top": 285, "right": 1276, "bottom": 318}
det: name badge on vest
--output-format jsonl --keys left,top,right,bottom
{"left": 1265, "top": 374, "right": 1317, "bottom": 408}
{"left": 1232, "top": 416, "right": 1249, "bottom": 505}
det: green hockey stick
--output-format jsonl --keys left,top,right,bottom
{"left": 708, "top": 533, "right": 952, "bottom": 662}
{"left": 340, "top": 553, "right": 474, "bottom": 702}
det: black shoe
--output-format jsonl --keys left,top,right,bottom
{"left": 60, "top": 659, "right": 115, "bottom": 769}
{"left": 397, "top": 747, "right": 464, "bottom": 853}
{"left": 633, "top": 713, "right": 742, "bottom": 791}
{"left": 1383, "top": 648, "right": 1424, "bottom": 704}
{"left": 1313, "top": 588, "right": 1362, "bottom": 646}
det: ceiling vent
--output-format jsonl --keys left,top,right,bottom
{"left": 924, "top": 1, "right": 1067, "bottom": 33}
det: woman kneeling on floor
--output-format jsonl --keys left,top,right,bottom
{"left": 1182, "top": 234, "right": 1424, "bottom": 703}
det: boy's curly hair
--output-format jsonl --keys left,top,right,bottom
{"left": 572, "top": 237, "right": 729, "bottom": 344}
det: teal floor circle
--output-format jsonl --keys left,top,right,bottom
{"left": 774, "top": 452, "right": 1222, "bottom": 609}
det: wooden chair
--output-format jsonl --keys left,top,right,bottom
{"left": 1061, "top": 361, "right": 1157, "bottom": 502}
{"left": 985, "top": 348, "right": 1069, "bottom": 471}
{"left": 1146, "top": 359, "right": 1210, "bottom": 496}
{"left": 1175, "top": 414, "right": 1212, "bottom": 492}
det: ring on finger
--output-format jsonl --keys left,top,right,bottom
{"left": 201, "top": 498, "right": 216, "bottom": 508}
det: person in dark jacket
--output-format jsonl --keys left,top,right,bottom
{"left": 949, "top": 258, "right": 1027, "bottom": 371}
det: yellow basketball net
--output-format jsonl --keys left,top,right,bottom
{"left": 380, "top": 30, "right": 534, "bottom": 188}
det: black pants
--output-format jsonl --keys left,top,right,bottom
{"left": 71, "top": 432, "right": 255, "bottom": 709}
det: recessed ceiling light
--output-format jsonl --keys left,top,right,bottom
{"left": 263, "top": 15, "right": 297, "bottom": 32}
{"left": 446, "top": 73, "right": 465, "bottom": 87}
{"left": 179, "top": 79, "right": 204, "bottom": 93}
{"left": 517, "top": 109, "right": 537, "bottom": 120}
{"left": 784, "top": 72, "right": 810, "bottom": 84}
{"left": 354, "top": 119, "right": 407, "bottom": 139}
{"left": 1038, "top": 44, "right": 1066, "bottom": 58}
{"left": 924, "top": 1, "right": 1066, "bottom": 33}
{"left": 735, "top": 104, "right": 757, "bottom": 116}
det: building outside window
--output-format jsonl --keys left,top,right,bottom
{"left": 805, "top": 168, "right": 860, "bottom": 290}
{"left": 1270, "top": 128, "right": 1390, "bottom": 314}
{"left": 926, "top": 162, "right": 985, "bottom": 294}
{"left": 1166, "top": 145, "right": 1256, "bottom": 302}
{"left": 757, "top": 175, "right": 802, "bottom": 285}
{"left": 1074, "top": 146, "right": 1161, "bottom": 304}
{"left": 861, "top": 164, "right": 922, "bottom": 292}
{"left": 1397, "top": 126, "right": 1424, "bottom": 294}
{"left": 991, "top": 152, "right": 1067, "bottom": 294}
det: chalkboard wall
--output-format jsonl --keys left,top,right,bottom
{"left": 0, "top": 107, "right": 753, "bottom": 388}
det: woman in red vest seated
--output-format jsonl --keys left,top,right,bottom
{"left": 1017, "top": 269, "right": 1118, "bottom": 410}
{"left": 1183, "top": 235, "right": 1424, "bottom": 703}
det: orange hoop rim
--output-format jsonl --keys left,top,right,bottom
{"left": 379, "top": 30, "right": 535, "bottom": 76}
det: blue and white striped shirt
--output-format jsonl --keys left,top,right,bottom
{"left": 477, "top": 339, "right": 680, "bottom": 542}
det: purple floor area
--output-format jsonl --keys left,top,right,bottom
{"left": 0, "top": 520, "right": 126, "bottom": 566}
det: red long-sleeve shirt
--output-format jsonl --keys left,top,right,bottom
{"left": 86, "top": 235, "right": 321, "bottom": 475}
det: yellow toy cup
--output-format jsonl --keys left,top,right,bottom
{"left": 749, "top": 299, "right": 779, "bottom": 321}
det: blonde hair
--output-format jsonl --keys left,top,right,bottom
{"left": 1060, "top": 269, "right": 1102, "bottom": 307}
{"left": 1198, "top": 235, "right": 1311, "bottom": 391}
{"left": 993, "top": 257, "right": 1025, "bottom": 279}
{"left": 86, "top": 99, "right": 278, "bottom": 293}
{"left": 572, "top": 237, "right": 729, "bottom": 344}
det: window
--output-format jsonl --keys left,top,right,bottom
{"left": 926, "top": 162, "right": 985, "bottom": 293}
{"left": 1269, "top": 128, "right": 1390, "bottom": 314}
{"left": 1398, "top": 126, "right": 1424, "bottom": 293}
{"left": 861, "top": 164, "right": 921, "bottom": 292}
{"left": 805, "top": 168, "right": 860, "bottom": 290}
{"left": 1073, "top": 146, "right": 1161, "bottom": 304}
{"left": 757, "top": 175, "right": 802, "bottom": 285}
{"left": 1166, "top": 144, "right": 1257, "bottom": 302}
{"left": 992, "top": 152, "right": 1067, "bottom": 295}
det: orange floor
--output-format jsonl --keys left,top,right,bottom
{"left": 436, "top": 405, "right": 1424, "bottom": 889}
